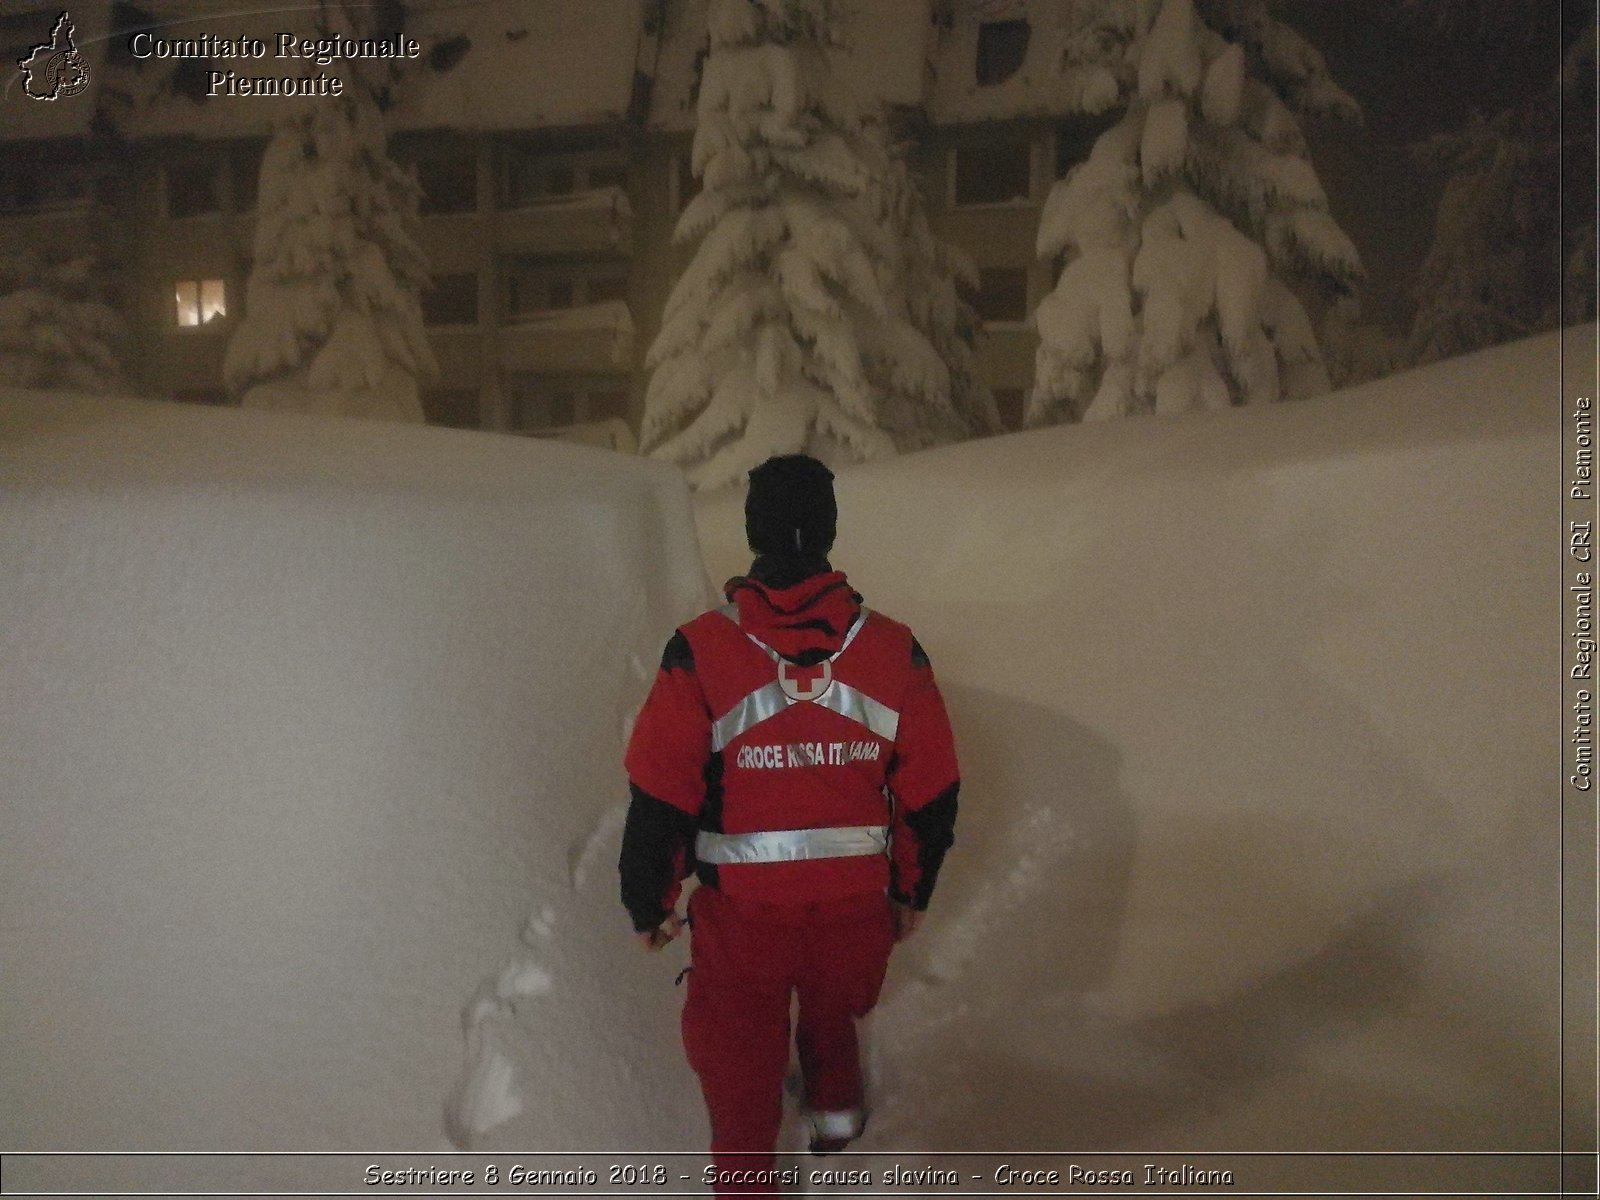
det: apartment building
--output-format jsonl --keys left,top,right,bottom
{"left": 0, "top": 0, "right": 1100, "bottom": 441}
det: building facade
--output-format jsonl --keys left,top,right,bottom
{"left": 1, "top": 0, "right": 1101, "bottom": 443}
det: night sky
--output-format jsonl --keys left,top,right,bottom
{"left": 1278, "top": 0, "right": 1593, "bottom": 331}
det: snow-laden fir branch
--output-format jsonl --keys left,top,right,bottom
{"left": 640, "top": 0, "right": 976, "bottom": 490}
{"left": 1032, "top": 0, "right": 1363, "bottom": 424}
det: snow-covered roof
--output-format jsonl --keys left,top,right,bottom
{"left": 925, "top": 0, "right": 1095, "bottom": 125}
{"left": 3, "top": 0, "right": 1098, "bottom": 146}
{"left": 393, "top": 0, "right": 646, "bottom": 133}
{"left": 646, "top": 0, "right": 931, "bottom": 132}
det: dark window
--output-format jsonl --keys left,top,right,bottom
{"left": 422, "top": 388, "right": 480, "bottom": 428}
{"left": 502, "top": 152, "right": 536, "bottom": 207}
{"left": 510, "top": 379, "right": 582, "bottom": 430}
{"left": 588, "top": 162, "right": 627, "bottom": 190}
{"left": 953, "top": 142, "right": 1031, "bottom": 206}
{"left": 548, "top": 391, "right": 577, "bottom": 427}
{"left": 587, "top": 389, "right": 629, "bottom": 422}
{"left": 501, "top": 153, "right": 585, "bottom": 206}
{"left": 422, "top": 273, "right": 479, "bottom": 326}
{"left": 232, "top": 144, "right": 262, "bottom": 212}
{"left": 167, "top": 160, "right": 221, "bottom": 218}
{"left": 993, "top": 388, "right": 1025, "bottom": 431}
{"left": 506, "top": 272, "right": 533, "bottom": 317}
{"left": 976, "top": 19, "right": 1030, "bottom": 86}
{"left": 517, "top": 390, "right": 574, "bottom": 430}
{"left": 587, "top": 275, "right": 628, "bottom": 304}
{"left": 968, "top": 267, "right": 1029, "bottom": 324}
{"left": 416, "top": 154, "right": 477, "bottom": 214}
{"left": 545, "top": 278, "right": 575, "bottom": 309}
{"left": 506, "top": 268, "right": 573, "bottom": 317}
{"left": 0, "top": 171, "right": 39, "bottom": 213}
{"left": 545, "top": 164, "right": 575, "bottom": 197}
{"left": 0, "top": 158, "right": 94, "bottom": 213}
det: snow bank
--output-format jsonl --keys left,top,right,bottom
{"left": 694, "top": 328, "right": 1580, "bottom": 1156}
{"left": 0, "top": 394, "right": 711, "bottom": 1167}
{"left": 0, "top": 325, "right": 1578, "bottom": 1187}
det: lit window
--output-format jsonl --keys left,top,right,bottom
{"left": 976, "top": 20, "right": 1030, "bottom": 87}
{"left": 174, "top": 279, "right": 227, "bottom": 327}
{"left": 953, "top": 142, "right": 1032, "bottom": 206}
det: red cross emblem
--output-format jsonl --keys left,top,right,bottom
{"left": 779, "top": 658, "right": 833, "bottom": 702}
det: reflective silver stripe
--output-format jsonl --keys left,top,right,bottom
{"left": 695, "top": 825, "right": 888, "bottom": 865}
{"left": 811, "top": 680, "right": 900, "bottom": 742}
{"left": 835, "top": 607, "right": 869, "bottom": 656}
{"left": 709, "top": 681, "right": 789, "bottom": 753}
{"left": 806, "top": 1108, "right": 865, "bottom": 1141}
{"left": 707, "top": 606, "right": 894, "bottom": 749}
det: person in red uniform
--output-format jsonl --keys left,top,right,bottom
{"left": 620, "top": 454, "right": 960, "bottom": 1196}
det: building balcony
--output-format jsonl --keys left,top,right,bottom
{"left": 497, "top": 301, "right": 635, "bottom": 375}
{"left": 0, "top": 200, "right": 116, "bottom": 259}
{"left": 493, "top": 186, "right": 633, "bottom": 259}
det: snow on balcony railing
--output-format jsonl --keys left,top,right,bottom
{"left": 497, "top": 186, "right": 632, "bottom": 251}
{"left": 503, "top": 300, "right": 634, "bottom": 367}
{"left": 524, "top": 417, "right": 638, "bottom": 455}
{"left": 501, "top": 185, "right": 632, "bottom": 221}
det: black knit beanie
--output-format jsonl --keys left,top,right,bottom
{"left": 745, "top": 454, "right": 837, "bottom": 558}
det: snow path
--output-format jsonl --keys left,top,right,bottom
{"left": 692, "top": 327, "right": 1581, "bottom": 1175}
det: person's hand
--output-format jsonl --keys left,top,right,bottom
{"left": 891, "top": 901, "right": 923, "bottom": 942}
{"left": 637, "top": 912, "right": 684, "bottom": 951}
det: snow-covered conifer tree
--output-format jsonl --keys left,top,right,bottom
{"left": 641, "top": 0, "right": 959, "bottom": 489}
{"left": 875, "top": 138, "right": 1000, "bottom": 440}
{"left": 1404, "top": 8, "right": 1595, "bottom": 364}
{"left": 0, "top": 249, "right": 129, "bottom": 393}
{"left": 1030, "top": 0, "right": 1362, "bottom": 423}
{"left": 223, "top": 1, "right": 434, "bottom": 421}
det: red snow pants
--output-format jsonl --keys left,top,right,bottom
{"left": 681, "top": 884, "right": 896, "bottom": 1199}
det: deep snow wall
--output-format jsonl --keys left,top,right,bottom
{"left": 695, "top": 328, "right": 1584, "bottom": 1156}
{"left": 0, "top": 395, "right": 712, "bottom": 1157}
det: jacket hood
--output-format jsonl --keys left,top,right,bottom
{"left": 723, "top": 557, "right": 862, "bottom": 666}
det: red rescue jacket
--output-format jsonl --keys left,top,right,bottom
{"left": 621, "top": 558, "right": 960, "bottom": 931}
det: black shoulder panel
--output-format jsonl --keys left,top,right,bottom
{"left": 910, "top": 637, "right": 931, "bottom": 669}
{"left": 660, "top": 630, "right": 695, "bottom": 673}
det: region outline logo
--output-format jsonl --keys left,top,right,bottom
{"left": 18, "top": 11, "right": 90, "bottom": 101}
